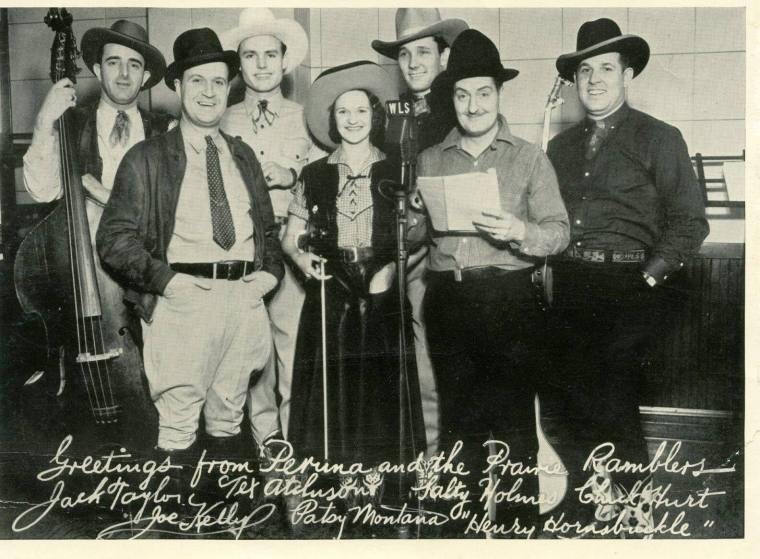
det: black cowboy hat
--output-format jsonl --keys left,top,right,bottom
{"left": 81, "top": 20, "right": 166, "bottom": 90}
{"left": 556, "top": 18, "right": 650, "bottom": 82}
{"left": 165, "top": 28, "right": 239, "bottom": 91}
{"left": 430, "top": 29, "right": 518, "bottom": 94}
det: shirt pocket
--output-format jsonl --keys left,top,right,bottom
{"left": 279, "top": 137, "right": 310, "bottom": 167}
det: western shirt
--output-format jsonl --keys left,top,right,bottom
{"left": 168, "top": 121, "right": 255, "bottom": 264}
{"left": 547, "top": 103, "right": 709, "bottom": 274}
{"left": 221, "top": 90, "right": 311, "bottom": 218}
{"left": 412, "top": 116, "right": 569, "bottom": 272}
{"left": 289, "top": 145, "right": 385, "bottom": 248}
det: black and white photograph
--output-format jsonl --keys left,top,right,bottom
{"left": 0, "top": 1, "right": 753, "bottom": 552}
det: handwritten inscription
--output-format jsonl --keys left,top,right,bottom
{"left": 11, "top": 436, "right": 734, "bottom": 539}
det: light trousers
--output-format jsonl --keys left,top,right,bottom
{"left": 142, "top": 274, "right": 273, "bottom": 451}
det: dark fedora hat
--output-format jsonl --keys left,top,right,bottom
{"left": 164, "top": 28, "right": 239, "bottom": 91}
{"left": 81, "top": 20, "right": 166, "bottom": 90}
{"left": 556, "top": 18, "right": 650, "bottom": 82}
{"left": 430, "top": 29, "right": 518, "bottom": 93}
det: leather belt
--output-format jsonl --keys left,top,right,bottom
{"left": 565, "top": 246, "right": 647, "bottom": 264}
{"left": 170, "top": 261, "right": 255, "bottom": 280}
{"left": 429, "top": 265, "right": 531, "bottom": 283}
{"left": 338, "top": 246, "right": 374, "bottom": 263}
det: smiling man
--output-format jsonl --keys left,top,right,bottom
{"left": 23, "top": 22, "right": 171, "bottom": 360}
{"left": 409, "top": 29, "right": 569, "bottom": 535}
{"left": 545, "top": 18, "right": 708, "bottom": 531}
{"left": 24, "top": 20, "right": 170, "bottom": 212}
{"left": 97, "top": 28, "right": 283, "bottom": 464}
{"left": 220, "top": 9, "right": 311, "bottom": 451}
{"left": 371, "top": 8, "right": 468, "bottom": 459}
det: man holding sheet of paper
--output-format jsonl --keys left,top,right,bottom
{"left": 409, "top": 29, "right": 569, "bottom": 534}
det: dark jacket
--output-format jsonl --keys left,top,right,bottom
{"left": 547, "top": 104, "right": 708, "bottom": 277}
{"left": 96, "top": 125, "right": 284, "bottom": 321}
{"left": 70, "top": 101, "right": 174, "bottom": 182}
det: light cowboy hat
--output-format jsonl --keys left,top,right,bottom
{"left": 220, "top": 8, "right": 308, "bottom": 74}
{"left": 305, "top": 61, "right": 398, "bottom": 151}
{"left": 556, "top": 18, "right": 650, "bottom": 82}
{"left": 371, "top": 8, "right": 468, "bottom": 60}
{"left": 81, "top": 19, "right": 166, "bottom": 90}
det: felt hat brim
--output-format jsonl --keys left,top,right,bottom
{"left": 431, "top": 66, "right": 519, "bottom": 93}
{"left": 371, "top": 19, "right": 468, "bottom": 60}
{"left": 305, "top": 63, "right": 398, "bottom": 151}
{"left": 81, "top": 27, "right": 166, "bottom": 90}
{"left": 164, "top": 51, "right": 239, "bottom": 91}
{"left": 219, "top": 19, "right": 308, "bottom": 74}
{"left": 556, "top": 34, "right": 650, "bottom": 82}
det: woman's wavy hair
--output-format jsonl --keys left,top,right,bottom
{"left": 327, "top": 89, "right": 386, "bottom": 148}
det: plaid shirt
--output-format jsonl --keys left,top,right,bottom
{"left": 289, "top": 145, "right": 385, "bottom": 248}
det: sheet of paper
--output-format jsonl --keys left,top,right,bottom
{"left": 417, "top": 168, "right": 501, "bottom": 233}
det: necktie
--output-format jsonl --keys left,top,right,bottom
{"left": 251, "top": 99, "right": 278, "bottom": 133}
{"left": 109, "top": 110, "right": 130, "bottom": 148}
{"left": 585, "top": 119, "right": 608, "bottom": 160}
{"left": 205, "top": 136, "right": 236, "bottom": 251}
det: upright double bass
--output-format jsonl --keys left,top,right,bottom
{"left": 13, "top": 9, "right": 155, "bottom": 452}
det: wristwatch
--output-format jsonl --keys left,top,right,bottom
{"left": 642, "top": 271, "right": 657, "bottom": 287}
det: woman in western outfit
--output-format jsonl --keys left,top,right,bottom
{"left": 283, "top": 61, "right": 416, "bottom": 470}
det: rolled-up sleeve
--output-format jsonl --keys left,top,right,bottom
{"left": 287, "top": 179, "right": 309, "bottom": 221}
{"left": 517, "top": 150, "right": 570, "bottom": 257}
{"left": 23, "top": 126, "right": 63, "bottom": 203}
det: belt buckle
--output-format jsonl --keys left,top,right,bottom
{"left": 213, "top": 261, "right": 234, "bottom": 280}
{"left": 343, "top": 247, "right": 359, "bottom": 264}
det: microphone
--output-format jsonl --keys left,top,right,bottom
{"left": 385, "top": 100, "right": 418, "bottom": 189}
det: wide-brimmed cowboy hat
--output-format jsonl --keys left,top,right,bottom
{"left": 305, "top": 61, "right": 398, "bottom": 150}
{"left": 371, "top": 8, "right": 468, "bottom": 60}
{"left": 220, "top": 8, "right": 308, "bottom": 74}
{"left": 81, "top": 20, "right": 166, "bottom": 90}
{"left": 430, "top": 29, "right": 519, "bottom": 94}
{"left": 556, "top": 18, "right": 650, "bottom": 82}
{"left": 165, "top": 28, "right": 239, "bottom": 91}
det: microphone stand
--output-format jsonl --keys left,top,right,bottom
{"left": 393, "top": 152, "right": 423, "bottom": 538}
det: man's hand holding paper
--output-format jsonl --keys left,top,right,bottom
{"left": 472, "top": 210, "right": 526, "bottom": 244}
{"left": 417, "top": 168, "right": 501, "bottom": 233}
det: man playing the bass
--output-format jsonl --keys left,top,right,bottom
{"left": 23, "top": 19, "right": 171, "bottom": 241}
{"left": 19, "top": 19, "right": 172, "bottom": 448}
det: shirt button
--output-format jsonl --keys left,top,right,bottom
{"left": 576, "top": 241, "right": 582, "bottom": 246}
{"left": 575, "top": 219, "right": 582, "bottom": 225}
{"left": 581, "top": 196, "right": 588, "bottom": 200}
{"left": 584, "top": 171, "right": 590, "bottom": 177}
